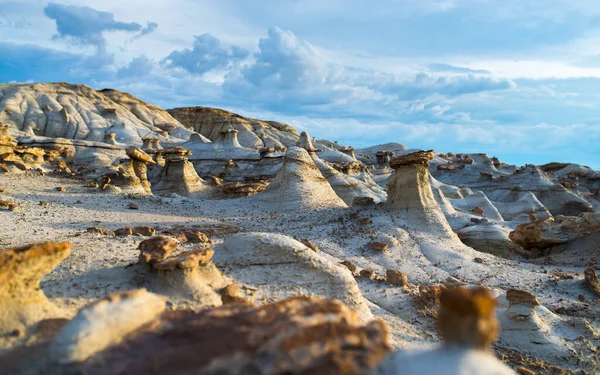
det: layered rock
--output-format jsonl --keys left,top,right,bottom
{"left": 213, "top": 233, "right": 372, "bottom": 320}
{"left": 251, "top": 147, "right": 347, "bottom": 210}
{"left": 125, "top": 146, "right": 155, "bottom": 194}
{"left": 0, "top": 83, "right": 193, "bottom": 145}
{"left": 0, "top": 242, "right": 71, "bottom": 341}
{"left": 152, "top": 147, "right": 213, "bottom": 197}
{"left": 386, "top": 150, "right": 453, "bottom": 231}
{"left": 509, "top": 212, "right": 600, "bottom": 251}
{"left": 168, "top": 106, "right": 300, "bottom": 149}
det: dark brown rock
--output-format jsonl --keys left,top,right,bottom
{"left": 182, "top": 230, "right": 210, "bottom": 244}
{"left": 128, "top": 202, "right": 139, "bottom": 210}
{"left": 87, "top": 227, "right": 109, "bottom": 235}
{"left": 340, "top": 260, "right": 357, "bottom": 273}
{"left": 368, "top": 241, "right": 388, "bottom": 252}
{"left": 114, "top": 227, "right": 133, "bottom": 237}
{"left": 584, "top": 267, "right": 600, "bottom": 297}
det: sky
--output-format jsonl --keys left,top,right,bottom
{"left": 1, "top": 0, "right": 599, "bottom": 169}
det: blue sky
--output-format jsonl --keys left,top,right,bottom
{"left": 1, "top": 0, "right": 599, "bottom": 168}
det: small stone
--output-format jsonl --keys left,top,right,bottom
{"left": 340, "top": 260, "right": 357, "bottom": 273}
{"left": 471, "top": 207, "right": 485, "bottom": 217}
{"left": 352, "top": 196, "right": 375, "bottom": 206}
{"left": 87, "top": 227, "right": 109, "bottom": 235}
{"left": 220, "top": 283, "right": 251, "bottom": 305}
{"left": 359, "top": 269, "right": 374, "bottom": 279}
{"left": 56, "top": 187, "right": 66, "bottom": 192}
{"left": 182, "top": 230, "right": 210, "bottom": 244}
{"left": 358, "top": 218, "right": 372, "bottom": 225}
{"left": 132, "top": 226, "right": 156, "bottom": 236}
{"left": 100, "top": 176, "right": 111, "bottom": 190}
{"left": 578, "top": 294, "right": 587, "bottom": 302}
{"left": 114, "top": 227, "right": 133, "bottom": 237}
{"left": 39, "top": 201, "right": 48, "bottom": 208}
{"left": 138, "top": 236, "right": 180, "bottom": 265}
{"left": 474, "top": 257, "right": 486, "bottom": 263}
{"left": 88, "top": 182, "right": 99, "bottom": 189}
{"left": 516, "top": 367, "right": 535, "bottom": 375}
{"left": 297, "top": 238, "right": 319, "bottom": 252}
{"left": 368, "top": 241, "right": 388, "bottom": 252}
{"left": 0, "top": 188, "right": 7, "bottom": 193}
{"left": 128, "top": 203, "right": 139, "bottom": 210}
{"left": 386, "top": 270, "right": 408, "bottom": 286}
{"left": 584, "top": 267, "right": 600, "bottom": 296}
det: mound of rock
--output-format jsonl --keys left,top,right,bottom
{"left": 213, "top": 232, "right": 371, "bottom": 320}
{"left": 0, "top": 83, "right": 193, "bottom": 145}
{"left": 252, "top": 147, "right": 347, "bottom": 210}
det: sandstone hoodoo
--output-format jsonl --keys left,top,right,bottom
{"left": 152, "top": 146, "right": 212, "bottom": 197}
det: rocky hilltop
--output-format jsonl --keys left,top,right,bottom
{"left": 0, "top": 83, "right": 197, "bottom": 145}
{"left": 167, "top": 106, "right": 300, "bottom": 149}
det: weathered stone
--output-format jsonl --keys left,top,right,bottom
{"left": 296, "top": 237, "right": 319, "bottom": 252}
{"left": 584, "top": 267, "right": 600, "bottom": 297}
{"left": 341, "top": 260, "right": 357, "bottom": 273}
{"left": 138, "top": 236, "right": 180, "bottom": 265}
{"left": 471, "top": 206, "right": 485, "bottom": 217}
{"left": 0, "top": 242, "right": 71, "bottom": 336}
{"left": 128, "top": 202, "right": 139, "bottom": 210}
{"left": 369, "top": 241, "right": 388, "bottom": 252}
{"left": 438, "top": 286, "right": 499, "bottom": 349}
{"left": 55, "top": 187, "right": 65, "bottom": 192}
{"left": 388, "top": 150, "right": 435, "bottom": 168}
{"left": 126, "top": 146, "right": 154, "bottom": 164}
{"left": 51, "top": 289, "right": 167, "bottom": 364}
{"left": 182, "top": 230, "right": 210, "bottom": 243}
{"left": 82, "top": 297, "right": 390, "bottom": 375}
{"left": 359, "top": 269, "right": 374, "bottom": 279}
{"left": 386, "top": 270, "right": 408, "bottom": 286}
{"left": 506, "top": 289, "right": 540, "bottom": 308}
{"left": 0, "top": 199, "right": 19, "bottom": 212}
{"left": 114, "top": 227, "right": 133, "bottom": 237}
{"left": 132, "top": 226, "right": 156, "bottom": 236}
{"left": 86, "top": 227, "right": 109, "bottom": 235}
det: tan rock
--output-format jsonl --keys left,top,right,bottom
{"left": 438, "top": 286, "right": 499, "bottom": 349}
{"left": 471, "top": 206, "right": 485, "bottom": 217}
{"left": 296, "top": 237, "right": 319, "bottom": 252}
{"left": 0, "top": 242, "right": 71, "bottom": 337}
{"left": 506, "top": 289, "right": 540, "bottom": 308}
{"left": 132, "top": 226, "right": 156, "bottom": 236}
{"left": 341, "top": 260, "right": 357, "bottom": 273}
{"left": 114, "top": 227, "right": 133, "bottom": 237}
{"left": 50, "top": 289, "right": 167, "bottom": 364}
{"left": 369, "top": 241, "right": 388, "bottom": 252}
{"left": 86, "top": 227, "right": 109, "bottom": 235}
{"left": 138, "top": 236, "right": 180, "bottom": 265}
{"left": 181, "top": 230, "right": 210, "bottom": 243}
{"left": 386, "top": 270, "right": 408, "bottom": 286}
{"left": 153, "top": 249, "right": 214, "bottom": 270}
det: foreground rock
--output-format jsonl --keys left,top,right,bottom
{"left": 0, "top": 242, "right": 71, "bottom": 345}
{"left": 375, "top": 286, "right": 515, "bottom": 375}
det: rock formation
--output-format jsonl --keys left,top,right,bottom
{"left": 50, "top": 289, "right": 167, "bottom": 364}
{"left": 167, "top": 106, "right": 300, "bottom": 149}
{"left": 0, "top": 242, "right": 71, "bottom": 342}
{"left": 213, "top": 233, "right": 372, "bottom": 320}
{"left": 386, "top": 150, "right": 451, "bottom": 229}
{"left": 0, "top": 83, "right": 193, "bottom": 145}
{"left": 252, "top": 147, "right": 348, "bottom": 210}
{"left": 152, "top": 147, "right": 213, "bottom": 197}
{"left": 125, "top": 146, "right": 155, "bottom": 193}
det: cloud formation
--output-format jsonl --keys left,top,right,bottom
{"left": 44, "top": 3, "right": 142, "bottom": 48}
{"left": 162, "top": 34, "right": 249, "bottom": 75}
